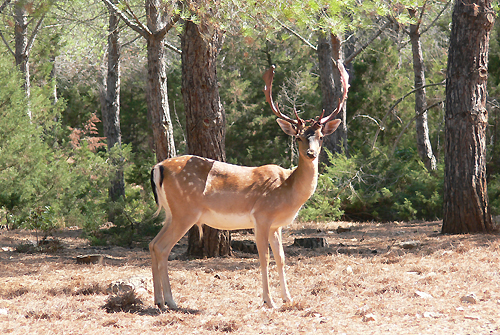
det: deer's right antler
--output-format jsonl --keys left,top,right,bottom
{"left": 263, "top": 65, "right": 304, "bottom": 126}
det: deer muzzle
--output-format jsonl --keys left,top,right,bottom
{"left": 306, "top": 149, "right": 318, "bottom": 159}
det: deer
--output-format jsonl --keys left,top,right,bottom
{"left": 149, "top": 65, "right": 349, "bottom": 310}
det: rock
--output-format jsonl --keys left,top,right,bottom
{"left": 0, "top": 308, "right": 7, "bottom": 315}
{"left": 104, "top": 277, "right": 151, "bottom": 313}
{"left": 103, "top": 289, "right": 144, "bottom": 313}
{"left": 362, "top": 313, "right": 376, "bottom": 322}
{"left": 345, "top": 265, "right": 353, "bottom": 274}
{"left": 336, "top": 226, "right": 352, "bottom": 233}
{"left": 76, "top": 254, "right": 104, "bottom": 265}
{"left": 461, "top": 293, "right": 478, "bottom": 304}
{"left": 107, "top": 280, "right": 135, "bottom": 294}
{"left": 400, "top": 241, "right": 420, "bottom": 249}
{"left": 293, "top": 237, "right": 328, "bottom": 249}
{"left": 231, "top": 240, "right": 257, "bottom": 254}
{"left": 415, "top": 291, "right": 434, "bottom": 299}
{"left": 107, "top": 277, "right": 151, "bottom": 298}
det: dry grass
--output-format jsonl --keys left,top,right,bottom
{"left": 1, "top": 221, "right": 500, "bottom": 334}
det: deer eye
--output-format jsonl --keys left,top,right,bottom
{"left": 296, "top": 137, "right": 302, "bottom": 142}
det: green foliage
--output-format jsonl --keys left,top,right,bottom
{"left": 3, "top": 0, "right": 499, "bottom": 247}
{"left": 25, "top": 206, "right": 57, "bottom": 243}
{"left": 299, "top": 176, "right": 344, "bottom": 222}
{"left": 0, "top": 56, "right": 110, "bottom": 232}
{"left": 220, "top": 33, "right": 321, "bottom": 168}
{"left": 488, "top": 174, "right": 500, "bottom": 216}
{"left": 301, "top": 150, "right": 444, "bottom": 222}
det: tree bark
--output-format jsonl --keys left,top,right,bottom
{"left": 181, "top": 17, "right": 230, "bottom": 258}
{"left": 317, "top": 33, "right": 348, "bottom": 163}
{"left": 409, "top": 8, "right": 437, "bottom": 171}
{"left": 442, "top": 0, "right": 495, "bottom": 234}
{"left": 145, "top": 0, "right": 176, "bottom": 162}
{"left": 14, "top": 1, "right": 30, "bottom": 111}
{"left": 102, "top": 0, "right": 125, "bottom": 222}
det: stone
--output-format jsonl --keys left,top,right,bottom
{"left": 336, "top": 226, "right": 352, "bottom": 233}
{"left": 400, "top": 241, "right": 420, "bottom": 249}
{"left": 461, "top": 293, "right": 478, "bottom": 304}
{"left": 293, "top": 237, "right": 328, "bottom": 249}
{"left": 231, "top": 240, "right": 257, "bottom": 254}
{"left": 76, "top": 254, "right": 104, "bottom": 265}
{"left": 415, "top": 291, "right": 434, "bottom": 299}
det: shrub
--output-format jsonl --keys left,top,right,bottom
{"left": 301, "top": 150, "right": 444, "bottom": 222}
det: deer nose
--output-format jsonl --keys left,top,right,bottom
{"left": 306, "top": 149, "right": 318, "bottom": 159}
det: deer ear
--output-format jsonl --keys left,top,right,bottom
{"left": 277, "top": 119, "right": 298, "bottom": 136}
{"left": 322, "top": 119, "right": 341, "bottom": 136}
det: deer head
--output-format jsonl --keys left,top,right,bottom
{"left": 263, "top": 65, "right": 346, "bottom": 160}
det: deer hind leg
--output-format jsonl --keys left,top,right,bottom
{"left": 269, "top": 227, "right": 292, "bottom": 303}
{"left": 150, "top": 222, "right": 168, "bottom": 309}
{"left": 255, "top": 224, "right": 275, "bottom": 308}
{"left": 150, "top": 213, "right": 198, "bottom": 310}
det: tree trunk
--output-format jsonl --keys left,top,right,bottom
{"left": 145, "top": 0, "right": 176, "bottom": 162}
{"left": 442, "top": 0, "right": 495, "bottom": 234}
{"left": 102, "top": 0, "right": 125, "bottom": 222}
{"left": 318, "top": 33, "right": 348, "bottom": 163}
{"left": 181, "top": 18, "right": 230, "bottom": 257}
{"left": 409, "top": 8, "right": 437, "bottom": 171}
{"left": 14, "top": 1, "right": 30, "bottom": 114}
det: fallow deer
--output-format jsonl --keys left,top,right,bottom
{"left": 149, "top": 65, "right": 348, "bottom": 309}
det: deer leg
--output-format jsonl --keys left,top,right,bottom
{"left": 149, "top": 222, "right": 169, "bottom": 309}
{"left": 269, "top": 227, "right": 292, "bottom": 303}
{"left": 150, "top": 214, "right": 196, "bottom": 310}
{"left": 255, "top": 225, "right": 275, "bottom": 308}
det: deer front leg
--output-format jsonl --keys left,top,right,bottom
{"left": 269, "top": 227, "right": 292, "bottom": 303}
{"left": 255, "top": 225, "right": 275, "bottom": 308}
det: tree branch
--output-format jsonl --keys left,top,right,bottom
{"left": 156, "top": 13, "right": 181, "bottom": 40}
{"left": 420, "top": 0, "right": 452, "bottom": 36}
{"left": 0, "top": 0, "right": 14, "bottom": 55}
{"left": 345, "top": 20, "right": 391, "bottom": 65}
{"left": 123, "top": 0, "right": 150, "bottom": 36}
{"left": 371, "top": 80, "right": 445, "bottom": 149}
{"left": 399, "top": 0, "right": 452, "bottom": 49}
{"left": 0, "top": 31, "right": 14, "bottom": 56}
{"left": 277, "top": 19, "right": 317, "bottom": 51}
{"left": 165, "top": 40, "right": 181, "bottom": 54}
{"left": 121, "top": 34, "right": 140, "bottom": 49}
{"left": 391, "top": 100, "right": 443, "bottom": 156}
{"left": 351, "top": 114, "right": 384, "bottom": 129}
{"left": 101, "top": 0, "right": 150, "bottom": 38}
{"left": 415, "top": 0, "right": 428, "bottom": 32}
{"left": 25, "top": 11, "right": 46, "bottom": 57}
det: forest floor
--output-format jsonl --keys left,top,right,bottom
{"left": 1, "top": 220, "right": 500, "bottom": 334}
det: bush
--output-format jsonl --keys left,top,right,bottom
{"left": 301, "top": 150, "right": 444, "bottom": 222}
{"left": 0, "top": 56, "right": 110, "bottom": 232}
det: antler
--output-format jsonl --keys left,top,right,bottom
{"left": 318, "top": 60, "right": 350, "bottom": 125}
{"left": 263, "top": 65, "right": 303, "bottom": 126}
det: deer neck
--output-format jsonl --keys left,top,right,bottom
{"left": 289, "top": 154, "right": 319, "bottom": 204}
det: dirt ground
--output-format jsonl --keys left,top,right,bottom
{"left": 1, "top": 220, "right": 500, "bottom": 334}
